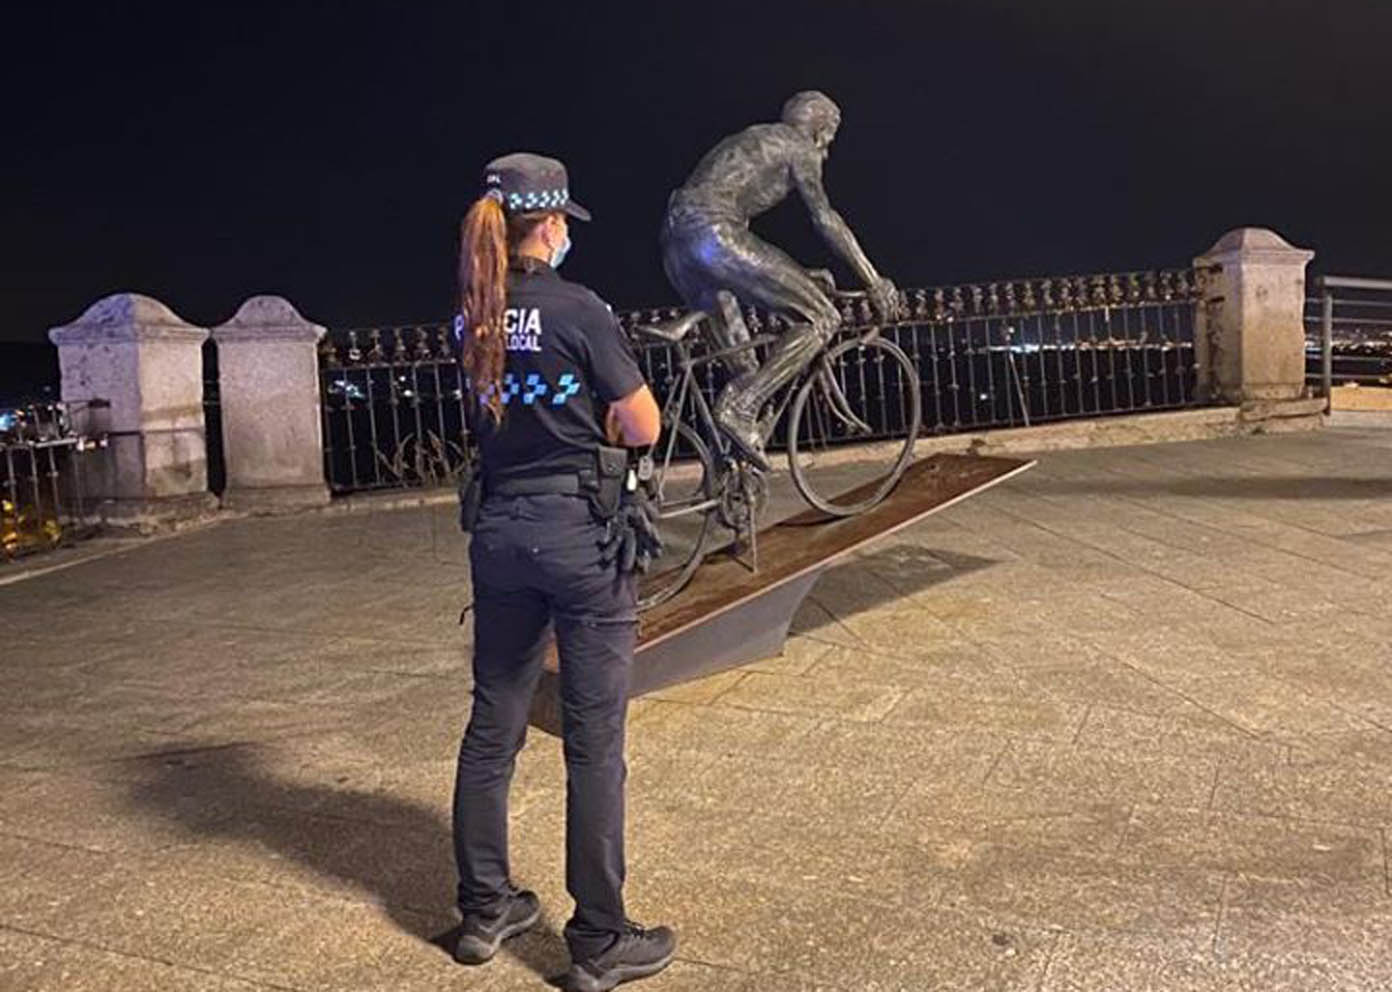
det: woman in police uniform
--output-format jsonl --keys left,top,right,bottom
{"left": 450, "top": 152, "right": 675, "bottom": 992}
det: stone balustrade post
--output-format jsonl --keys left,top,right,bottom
{"left": 1193, "top": 227, "right": 1315, "bottom": 404}
{"left": 211, "top": 296, "right": 330, "bottom": 512}
{"left": 47, "top": 293, "right": 218, "bottom": 527}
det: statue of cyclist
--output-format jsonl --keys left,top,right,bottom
{"left": 659, "top": 90, "right": 901, "bottom": 470}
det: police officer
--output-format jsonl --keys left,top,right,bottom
{"left": 450, "top": 152, "right": 676, "bottom": 992}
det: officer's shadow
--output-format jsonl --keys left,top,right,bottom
{"left": 124, "top": 744, "right": 570, "bottom": 981}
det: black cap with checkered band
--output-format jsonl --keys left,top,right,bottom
{"left": 483, "top": 152, "right": 592, "bottom": 221}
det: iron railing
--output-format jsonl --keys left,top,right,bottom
{"left": 623, "top": 268, "right": 1202, "bottom": 442}
{"left": 1304, "top": 276, "right": 1392, "bottom": 407}
{"left": 318, "top": 326, "right": 466, "bottom": 492}
{"left": 317, "top": 268, "right": 1203, "bottom": 493}
{"left": 1, "top": 401, "right": 106, "bottom": 560}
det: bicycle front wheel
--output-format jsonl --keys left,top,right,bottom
{"left": 787, "top": 335, "right": 921, "bottom": 516}
{"left": 638, "top": 419, "right": 717, "bottom": 611}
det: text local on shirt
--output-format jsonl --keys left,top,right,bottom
{"left": 504, "top": 307, "right": 543, "bottom": 353}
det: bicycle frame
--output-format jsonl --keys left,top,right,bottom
{"left": 647, "top": 341, "right": 731, "bottom": 518}
{"left": 647, "top": 321, "right": 884, "bottom": 513}
{"left": 635, "top": 295, "right": 914, "bottom": 602}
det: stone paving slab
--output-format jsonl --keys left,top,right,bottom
{"left": 3, "top": 424, "right": 1392, "bottom": 990}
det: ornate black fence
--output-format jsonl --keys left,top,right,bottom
{"left": 1, "top": 402, "right": 106, "bottom": 560}
{"left": 317, "top": 268, "right": 1203, "bottom": 493}
{"left": 318, "top": 326, "right": 466, "bottom": 492}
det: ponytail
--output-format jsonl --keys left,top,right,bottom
{"left": 457, "top": 196, "right": 557, "bottom": 423}
{"left": 458, "top": 194, "right": 509, "bottom": 422}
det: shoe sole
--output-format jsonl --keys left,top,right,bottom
{"left": 564, "top": 947, "right": 676, "bottom": 992}
{"left": 453, "top": 904, "right": 542, "bottom": 965}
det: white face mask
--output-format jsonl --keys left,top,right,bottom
{"left": 551, "top": 233, "right": 572, "bottom": 269}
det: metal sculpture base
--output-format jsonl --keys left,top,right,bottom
{"left": 527, "top": 452, "right": 1035, "bottom": 736}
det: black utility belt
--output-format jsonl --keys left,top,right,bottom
{"left": 486, "top": 474, "right": 585, "bottom": 498}
{"left": 480, "top": 446, "right": 632, "bottom": 522}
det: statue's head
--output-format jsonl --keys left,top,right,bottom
{"left": 781, "top": 91, "right": 840, "bottom": 153}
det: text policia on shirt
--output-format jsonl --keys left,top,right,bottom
{"left": 451, "top": 309, "right": 544, "bottom": 354}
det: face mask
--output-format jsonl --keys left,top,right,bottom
{"left": 551, "top": 234, "right": 572, "bottom": 269}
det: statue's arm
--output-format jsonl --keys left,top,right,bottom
{"left": 793, "top": 157, "right": 881, "bottom": 287}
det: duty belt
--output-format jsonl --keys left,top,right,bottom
{"left": 485, "top": 446, "right": 629, "bottom": 520}
{"left": 486, "top": 474, "right": 584, "bottom": 498}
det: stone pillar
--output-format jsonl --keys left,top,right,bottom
{"left": 211, "top": 296, "right": 330, "bottom": 513}
{"left": 1193, "top": 227, "right": 1315, "bottom": 404}
{"left": 48, "top": 293, "right": 218, "bottom": 527}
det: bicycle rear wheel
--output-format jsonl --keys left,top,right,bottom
{"left": 787, "top": 335, "right": 921, "bottom": 516}
{"left": 638, "top": 419, "right": 717, "bottom": 611}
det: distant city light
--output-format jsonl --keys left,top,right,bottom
{"left": 330, "top": 379, "right": 366, "bottom": 400}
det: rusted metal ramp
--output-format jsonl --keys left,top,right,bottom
{"left": 527, "top": 452, "right": 1035, "bottom": 735}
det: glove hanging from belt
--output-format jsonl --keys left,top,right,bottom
{"left": 598, "top": 474, "right": 664, "bottom": 574}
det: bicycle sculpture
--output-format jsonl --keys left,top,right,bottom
{"left": 635, "top": 91, "right": 920, "bottom": 609}
{"left": 633, "top": 291, "right": 921, "bottom": 610}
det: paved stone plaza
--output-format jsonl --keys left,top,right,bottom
{"left": 3, "top": 421, "right": 1392, "bottom": 991}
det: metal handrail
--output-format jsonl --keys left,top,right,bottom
{"left": 1319, "top": 276, "right": 1392, "bottom": 292}
{"left": 1310, "top": 275, "right": 1392, "bottom": 409}
{"left": 1, "top": 400, "right": 108, "bottom": 558}
{"left": 1321, "top": 291, "right": 1333, "bottom": 409}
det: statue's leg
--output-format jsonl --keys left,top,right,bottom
{"left": 661, "top": 220, "right": 759, "bottom": 379}
{"left": 661, "top": 219, "right": 837, "bottom": 469}
{"left": 708, "top": 246, "right": 841, "bottom": 469}
{"left": 711, "top": 290, "right": 758, "bottom": 379}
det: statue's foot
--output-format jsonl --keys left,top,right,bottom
{"left": 714, "top": 398, "right": 771, "bottom": 472}
{"left": 722, "top": 421, "right": 772, "bottom": 473}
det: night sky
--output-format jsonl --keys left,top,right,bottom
{"left": 3, "top": 0, "right": 1389, "bottom": 343}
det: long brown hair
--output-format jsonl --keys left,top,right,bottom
{"left": 457, "top": 195, "right": 554, "bottom": 422}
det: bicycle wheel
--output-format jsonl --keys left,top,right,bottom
{"left": 638, "top": 419, "right": 718, "bottom": 611}
{"left": 787, "top": 335, "right": 921, "bottom": 516}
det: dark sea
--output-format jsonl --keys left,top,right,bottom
{"left": 0, "top": 344, "right": 59, "bottom": 407}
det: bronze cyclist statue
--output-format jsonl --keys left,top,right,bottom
{"left": 659, "top": 90, "right": 902, "bottom": 470}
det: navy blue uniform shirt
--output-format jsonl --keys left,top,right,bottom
{"left": 459, "top": 258, "right": 645, "bottom": 483}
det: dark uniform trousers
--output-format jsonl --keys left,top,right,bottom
{"left": 453, "top": 491, "right": 636, "bottom": 959}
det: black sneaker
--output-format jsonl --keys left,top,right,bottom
{"left": 453, "top": 889, "right": 541, "bottom": 965}
{"left": 564, "top": 922, "right": 677, "bottom": 992}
